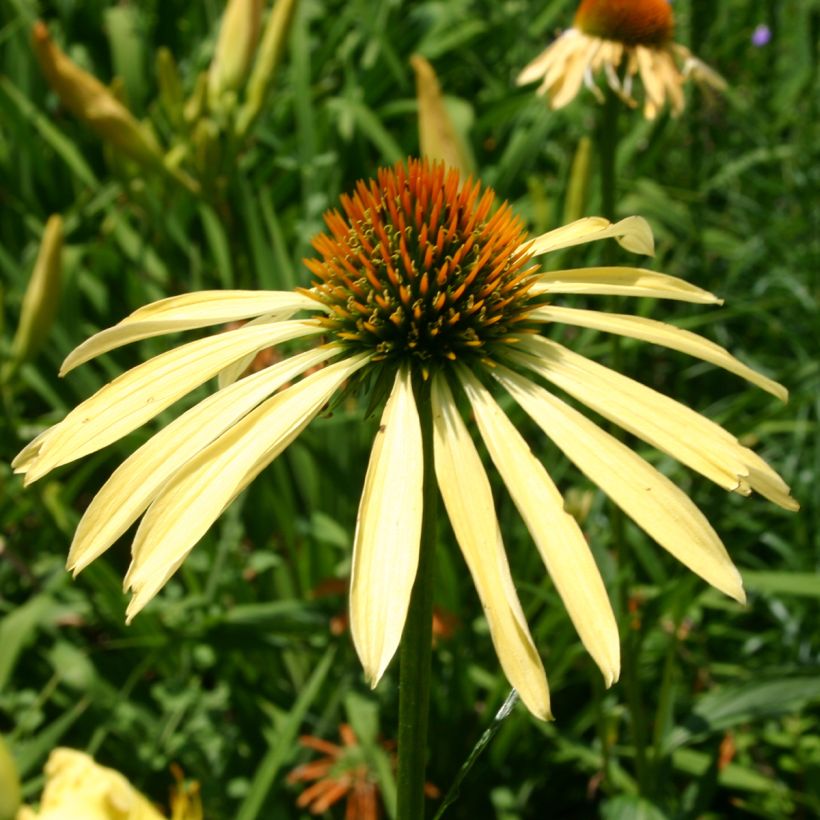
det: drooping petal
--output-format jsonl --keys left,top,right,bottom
{"left": 530, "top": 305, "right": 787, "bottom": 400}
{"left": 66, "top": 345, "right": 340, "bottom": 575}
{"left": 494, "top": 365, "right": 746, "bottom": 603}
{"left": 21, "top": 320, "right": 323, "bottom": 483}
{"left": 528, "top": 266, "right": 721, "bottom": 304}
{"left": 60, "top": 290, "right": 321, "bottom": 374}
{"left": 524, "top": 216, "right": 654, "bottom": 258}
{"left": 432, "top": 373, "right": 551, "bottom": 720}
{"left": 514, "top": 337, "right": 796, "bottom": 507}
{"left": 459, "top": 367, "right": 620, "bottom": 686}
{"left": 123, "top": 353, "right": 369, "bottom": 620}
{"left": 350, "top": 367, "right": 423, "bottom": 686}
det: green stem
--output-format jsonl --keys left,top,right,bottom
{"left": 396, "top": 378, "right": 437, "bottom": 820}
{"left": 596, "top": 87, "right": 651, "bottom": 795}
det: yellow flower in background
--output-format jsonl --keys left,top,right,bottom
{"left": 518, "top": 0, "right": 726, "bottom": 119}
{"left": 16, "top": 748, "right": 201, "bottom": 820}
{"left": 15, "top": 160, "right": 796, "bottom": 719}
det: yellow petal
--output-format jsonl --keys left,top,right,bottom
{"left": 524, "top": 216, "right": 654, "bottom": 258}
{"left": 61, "top": 289, "right": 320, "bottom": 374}
{"left": 459, "top": 367, "right": 620, "bottom": 686}
{"left": 515, "top": 336, "right": 796, "bottom": 507}
{"left": 432, "top": 373, "right": 551, "bottom": 720}
{"left": 123, "top": 354, "right": 368, "bottom": 620}
{"left": 529, "top": 266, "right": 721, "bottom": 304}
{"left": 67, "top": 346, "right": 339, "bottom": 575}
{"left": 23, "top": 320, "right": 323, "bottom": 483}
{"left": 531, "top": 305, "right": 787, "bottom": 401}
{"left": 494, "top": 365, "right": 745, "bottom": 603}
{"left": 350, "top": 367, "right": 423, "bottom": 686}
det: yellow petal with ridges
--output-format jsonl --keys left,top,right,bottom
{"left": 514, "top": 337, "right": 796, "bottom": 508}
{"left": 67, "top": 345, "right": 340, "bottom": 575}
{"left": 459, "top": 367, "right": 620, "bottom": 687}
{"left": 350, "top": 367, "right": 423, "bottom": 686}
{"left": 60, "top": 289, "right": 321, "bottom": 374}
{"left": 22, "top": 320, "right": 323, "bottom": 483}
{"left": 531, "top": 305, "right": 787, "bottom": 400}
{"left": 123, "top": 354, "right": 368, "bottom": 620}
{"left": 529, "top": 267, "right": 720, "bottom": 304}
{"left": 494, "top": 366, "right": 745, "bottom": 603}
{"left": 432, "top": 373, "right": 551, "bottom": 720}
{"left": 524, "top": 216, "right": 654, "bottom": 258}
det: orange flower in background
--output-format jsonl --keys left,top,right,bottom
{"left": 288, "top": 725, "right": 438, "bottom": 819}
{"left": 518, "top": 0, "right": 726, "bottom": 118}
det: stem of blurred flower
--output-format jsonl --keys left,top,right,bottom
{"left": 596, "top": 85, "right": 651, "bottom": 795}
{"left": 396, "top": 378, "right": 437, "bottom": 819}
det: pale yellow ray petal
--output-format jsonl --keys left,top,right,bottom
{"left": 459, "top": 367, "right": 620, "bottom": 686}
{"left": 517, "top": 30, "right": 578, "bottom": 86}
{"left": 432, "top": 373, "right": 551, "bottom": 720}
{"left": 216, "top": 314, "right": 284, "bottom": 389}
{"left": 515, "top": 336, "right": 796, "bottom": 508}
{"left": 529, "top": 266, "right": 721, "bottom": 304}
{"left": 530, "top": 305, "right": 787, "bottom": 400}
{"left": 494, "top": 366, "right": 745, "bottom": 603}
{"left": 61, "top": 290, "right": 322, "bottom": 374}
{"left": 524, "top": 216, "right": 654, "bottom": 258}
{"left": 350, "top": 367, "right": 423, "bottom": 687}
{"left": 123, "top": 353, "right": 368, "bottom": 620}
{"left": 23, "top": 320, "right": 323, "bottom": 483}
{"left": 66, "top": 345, "right": 340, "bottom": 575}
{"left": 12, "top": 427, "right": 56, "bottom": 472}
{"left": 550, "top": 36, "right": 599, "bottom": 109}
{"left": 513, "top": 338, "right": 750, "bottom": 491}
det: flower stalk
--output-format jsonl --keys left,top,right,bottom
{"left": 396, "top": 377, "right": 437, "bottom": 819}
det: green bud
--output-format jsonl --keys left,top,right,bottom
{"left": 0, "top": 735, "right": 21, "bottom": 820}
{"left": 235, "top": 0, "right": 299, "bottom": 138}
{"left": 9, "top": 215, "right": 64, "bottom": 371}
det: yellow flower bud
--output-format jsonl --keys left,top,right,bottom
{"left": 208, "top": 0, "right": 262, "bottom": 108}
{"left": 32, "top": 21, "right": 164, "bottom": 168}
{"left": 9, "top": 215, "right": 63, "bottom": 370}
{"left": 563, "top": 136, "right": 592, "bottom": 225}
{"left": 0, "top": 735, "right": 20, "bottom": 820}
{"left": 235, "top": 0, "right": 298, "bottom": 137}
{"left": 411, "top": 54, "right": 472, "bottom": 178}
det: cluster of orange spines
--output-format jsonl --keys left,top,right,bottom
{"left": 574, "top": 0, "right": 674, "bottom": 46}
{"left": 304, "top": 159, "right": 540, "bottom": 367}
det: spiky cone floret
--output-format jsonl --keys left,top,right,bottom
{"left": 14, "top": 159, "right": 797, "bottom": 720}
{"left": 517, "top": 0, "right": 727, "bottom": 119}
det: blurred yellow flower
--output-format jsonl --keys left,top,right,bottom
{"left": 15, "top": 160, "right": 796, "bottom": 719}
{"left": 518, "top": 0, "right": 726, "bottom": 119}
{"left": 16, "top": 749, "right": 201, "bottom": 820}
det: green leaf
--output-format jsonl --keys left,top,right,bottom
{"left": 236, "top": 645, "right": 336, "bottom": 820}
{"left": 663, "top": 673, "right": 820, "bottom": 753}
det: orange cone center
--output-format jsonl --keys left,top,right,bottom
{"left": 574, "top": 0, "right": 674, "bottom": 46}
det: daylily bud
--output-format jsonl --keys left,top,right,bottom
{"left": 9, "top": 215, "right": 63, "bottom": 370}
{"left": 563, "top": 136, "right": 592, "bottom": 224}
{"left": 0, "top": 735, "right": 20, "bottom": 820}
{"left": 235, "top": 0, "right": 298, "bottom": 137}
{"left": 32, "top": 21, "right": 164, "bottom": 168}
{"left": 411, "top": 54, "right": 472, "bottom": 178}
{"left": 156, "top": 47, "right": 184, "bottom": 128}
{"left": 208, "top": 0, "right": 262, "bottom": 108}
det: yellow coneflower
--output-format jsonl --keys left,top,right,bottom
{"left": 517, "top": 0, "right": 726, "bottom": 119}
{"left": 14, "top": 159, "right": 796, "bottom": 719}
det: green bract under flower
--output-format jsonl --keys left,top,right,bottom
{"left": 304, "top": 161, "right": 540, "bottom": 372}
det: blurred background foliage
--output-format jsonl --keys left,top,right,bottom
{"left": 0, "top": 0, "right": 818, "bottom": 817}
